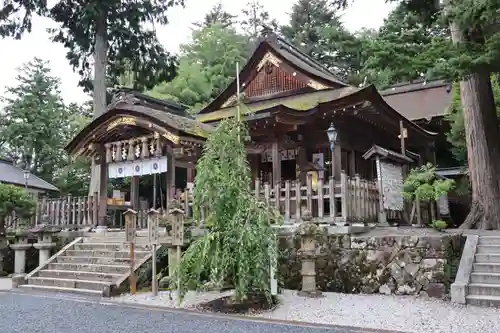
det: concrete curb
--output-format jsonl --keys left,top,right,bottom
{"left": 100, "top": 298, "right": 409, "bottom": 333}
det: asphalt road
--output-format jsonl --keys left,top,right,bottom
{"left": 0, "top": 291, "right": 395, "bottom": 333}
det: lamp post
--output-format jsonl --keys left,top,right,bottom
{"left": 326, "top": 123, "right": 338, "bottom": 225}
{"left": 326, "top": 123, "right": 338, "bottom": 179}
{"left": 23, "top": 170, "right": 30, "bottom": 194}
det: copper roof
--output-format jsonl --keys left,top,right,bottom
{"left": 381, "top": 80, "right": 453, "bottom": 121}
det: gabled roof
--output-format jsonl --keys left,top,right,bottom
{"left": 0, "top": 158, "right": 59, "bottom": 192}
{"left": 381, "top": 80, "right": 453, "bottom": 121}
{"left": 66, "top": 91, "right": 213, "bottom": 156}
{"left": 199, "top": 32, "right": 348, "bottom": 114}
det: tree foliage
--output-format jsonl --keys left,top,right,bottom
{"left": 281, "top": 0, "right": 362, "bottom": 84}
{"left": 359, "top": 3, "right": 450, "bottom": 88}
{"left": 0, "top": 184, "right": 36, "bottom": 231}
{"left": 446, "top": 78, "right": 500, "bottom": 165}
{"left": 194, "top": 2, "right": 236, "bottom": 29}
{"left": 148, "top": 23, "right": 249, "bottom": 113}
{"left": 172, "top": 117, "right": 281, "bottom": 302}
{"left": 240, "top": 0, "right": 278, "bottom": 42}
{"left": 0, "top": 58, "right": 91, "bottom": 196}
{"left": 403, "top": 163, "right": 455, "bottom": 203}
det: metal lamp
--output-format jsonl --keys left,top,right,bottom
{"left": 326, "top": 123, "right": 338, "bottom": 152}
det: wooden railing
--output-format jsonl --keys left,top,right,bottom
{"left": 178, "top": 171, "right": 381, "bottom": 224}
{"left": 9, "top": 171, "right": 399, "bottom": 229}
{"left": 5, "top": 193, "right": 99, "bottom": 230}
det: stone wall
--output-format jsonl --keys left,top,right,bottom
{"left": 279, "top": 232, "right": 465, "bottom": 298}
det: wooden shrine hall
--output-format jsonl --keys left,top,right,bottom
{"left": 53, "top": 30, "right": 439, "bottom": 230}
{"left": 195, "top": 31, "right": 438, "bottom": 224}
{"left": 64, "top": 90, "right": 213, "bottom": 230}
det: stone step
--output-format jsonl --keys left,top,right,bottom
{"left": 83, "top": 237, "right": 153, "bottom": 244}
{"left": 478, "top": 237, "right": 500, "bottom": 246}
{"left": 38, "top": 269, "right": 122, "bottom": 282}
{"left": 56, "top": 256, "right": 135, "bottom": 265}
{"left": 19, "top": 284, "right": 104, "bottom": 297}
{"left": 48, "top": 262, "right": 130, "bottom": 274}
{"left": 74, "top": 243, "right": 150, "bottom": 251}
{"left": 65, "top": 249, "right": 150, "bottom": 259}
{"left": 475, "top": 254, "right": 500, "bottom": 264}
{"left": 470, "top": 273, "right": 500, "bottom": 284}
{"left": 473, "top": 263, "right": 500, "bottom": 274}
{"left": 28, "top": 277, "right": 112, "bottom": 294}
{"left": 476, "top": 245, "right": 500, "bottom": 254}
{"left": 466, "top": 294, "right": 500, "bottom": 307}
{"left": 468, "top": 283, "right": 500, "bottom": 297}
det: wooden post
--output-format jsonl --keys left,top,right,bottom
{"left": 284, "top": 180, "right": 291, "bottom": 222}
{"left": 329, "top": 177, "right": 336, "bottom": 225}
{"left": 169, "top": 203, "right": 185, "bottom": 296}
{"left": 271, "top": 141, "right": 281, "bottom": 187}
{"left": 124, "top": 209, "right": 137, "bottom": 295}
{"left": 147, "top": 208, "right": 159, "bottom": 297}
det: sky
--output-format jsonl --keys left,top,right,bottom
{"left": 0, "top": 0, "right": 396, "bottom": 106}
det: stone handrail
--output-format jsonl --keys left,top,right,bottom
{"left": 450, "top": 234, "right": 478, "bottom": 304}
{"left": 26, "top": 237, "right": 84, "bottom": 279}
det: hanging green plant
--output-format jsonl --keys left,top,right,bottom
{"left": 170, "top": 116, "right": 282, "bottom": 304}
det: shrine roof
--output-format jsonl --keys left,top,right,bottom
{"left": 65, "top": 91, "right": 214, "bottom": 155}
{"left": 380, "top": 80, "right": 452, "bottom": 121}
{"left": 362, "top": 145, "right": 416, "bottom": 164}
{"left": 199, "top": 31, "right": 348, "bottom": 114}
{"left": 196, "top": 84, "right": 436, "bottom": 139}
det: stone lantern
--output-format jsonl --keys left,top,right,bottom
{"left": 296, "top": 216, "right": 324, "bottom": 298}
{"left": 167, "top": 200, "right": 185, "bottom": 290}
{"left": 31, "top": 220, "right": 61, "bottom": 266}
{"left": 8, "top": 228, "right": 32, "bottom": 287}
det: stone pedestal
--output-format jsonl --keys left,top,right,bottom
{"left": 30, "top": 224, "right": 61, "bottom": 267}
{"left": 10, "top": 239, "right": 31, "bottom": 274}
{"left": 296, "top": 221, "right": 324, "bottom": 298}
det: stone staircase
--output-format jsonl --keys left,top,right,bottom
{"left": 19, "top": 234, "right": 156, "bottom": 297}
{"left": 466, "top": 236, "right": 500, "bottom": 307}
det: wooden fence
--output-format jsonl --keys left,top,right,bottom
{"left": 7, "top": 171, "right": 429, "bottom": 229}
{"left": 5, "top": 193, "right": 100, "bottom": 230}
{"left": 178, "top": 171, "right": 381, "bottom": 224}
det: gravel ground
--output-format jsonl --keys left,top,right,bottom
{"left": 0, "top": 292, "right": 379, "bottom": 333}
{"left": 112, "top": 289, "right": 500, "bottom": 333}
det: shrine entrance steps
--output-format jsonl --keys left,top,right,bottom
{"left": 19, "top": 234, "right": 156, "bottom": 297}
{"left": 466, "top": 236, "right": 500, "bottom": 307}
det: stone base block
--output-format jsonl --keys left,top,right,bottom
{"left": 297, "top": 290, "right": 324, "bottom": 298}
{"left": 11, "top": 274, "right": 27, "bottom": 288}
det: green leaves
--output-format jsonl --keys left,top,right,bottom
{"left": 0, "top": 184, "right": 36, "bottom": 227}
{"left": 148, "top": 22, "right": 249, "bottom": 113}
{"left": 173, "top": 117, "right": 281, "bottom": 303}
{"left": 403, "top": 163, "right": 455, "bottom": 202}
{"left": 0, "top": 58, "right": 92, "bottom": 197}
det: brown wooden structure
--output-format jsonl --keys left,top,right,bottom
{"left": 64, "top": 89, "right": 212, "bottom": 229}
{"left": 195, "top": 31, "right": 436, "bottom": 223}
{"left": 31, "top": 31, "right": 439, "bottom": 229}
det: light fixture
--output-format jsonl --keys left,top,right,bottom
{"left": 326, "top": 123, "right": 338, "bottom": 150}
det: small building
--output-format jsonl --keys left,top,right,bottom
{"left": 0, "top": 157, "right": 58, "bottom": 196}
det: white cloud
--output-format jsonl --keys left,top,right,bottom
{"left": 0, "top": 0, "right": 395, "bottom": 106}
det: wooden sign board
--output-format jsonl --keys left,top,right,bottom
{"left": 171, "top": 216, "right": 184, "bottom": 246}
{"left": 125, "top": 215, "right": 136, "bottom": 243}
{"left": 148, "top": 215, "right": 159, "bottom": 245}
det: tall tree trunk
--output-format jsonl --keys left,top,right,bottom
{"left": 450, "top": 22, "right": 500, "bottom": 230}
{"left": 88, "top": 11, "right": 108, "bottom": 197}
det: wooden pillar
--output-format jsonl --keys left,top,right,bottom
{"left": 97, "top": 146, "right": 108, "bottom": 228}
{"left": 333, "top": 144, "right": 342, "bottom": 181}
{"left": 130, "top": 176, "right": 140, "bottom": 210}
{"left": 249, "top": 154, "right": 259, "bottom": 184}
{"left": 187, "top": 166, "right": 195, "bottom": 183}
{"left": 271, "top": 141, "right": 281, "bottom": 187}
{"left": 349, "top": 150, "right": 356, "bottom": 177}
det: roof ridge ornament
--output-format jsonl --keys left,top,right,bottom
{"left": 108, "top": 91, "right": 141, "bottom": 110}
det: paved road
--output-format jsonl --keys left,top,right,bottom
{"left": 0, "top": 291, "right": 394, "bottom": 333}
